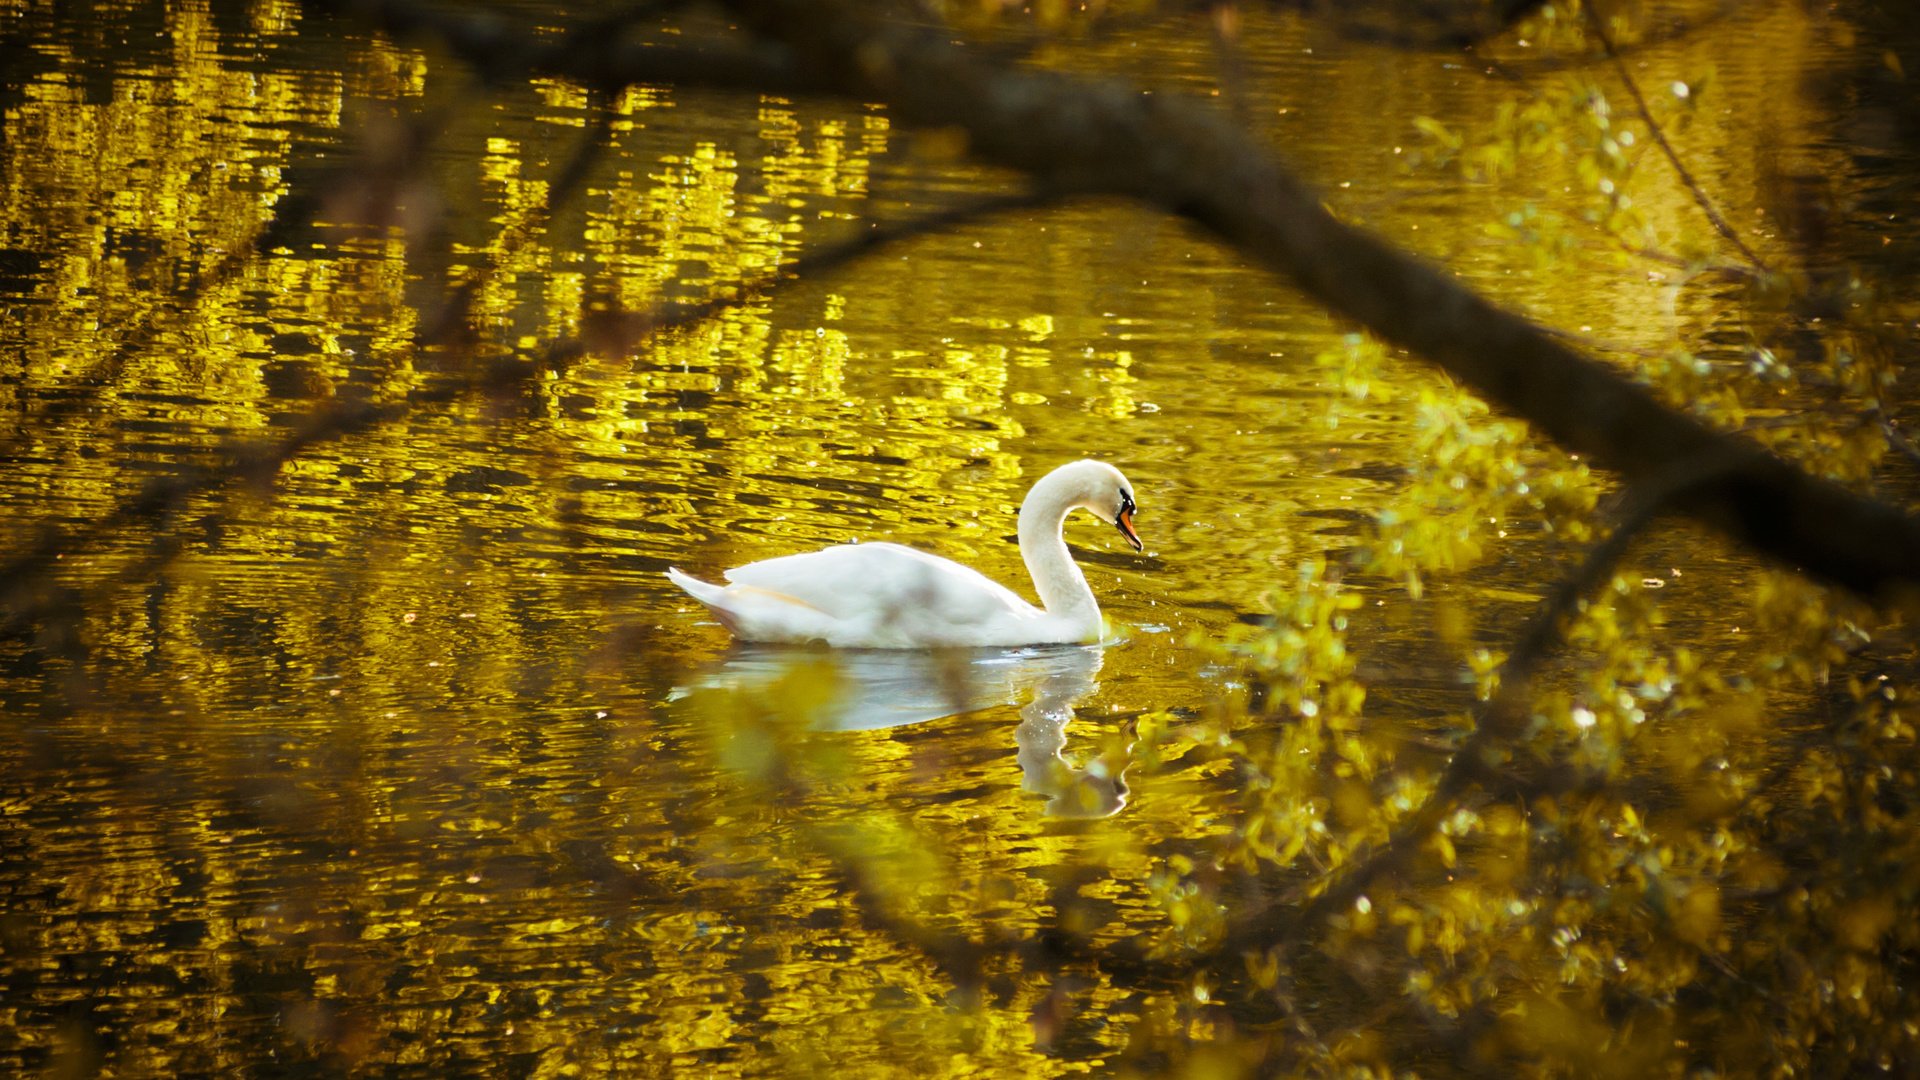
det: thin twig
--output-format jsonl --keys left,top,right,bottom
{"left": 0, "top": 190, "right": 1051, "bottom": 637}
{"left": 0, "top": 55, "right": 620, "bottom": 630}
{"left": 577, "top": 190, "right": 1050, "bottom": 357}
{"left": 1582, "top": 3, "right": 1768, "bottom": 272}
{"left": 1629, "top": 243, "right": 1761, "bottom": 282}
{"left": 1232, "top": 447, "right": 1750, "bottom": 960}
{"left": 1875, "top": 407, "right": 1920, "bottom": 470}
{"left": 0, "top": 113, "right": 439, "bottom": 464}
{"left": 0, "top": 1, "right": 642, "bottom": 470}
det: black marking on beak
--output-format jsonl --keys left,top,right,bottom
{"left": 1116, "top": 491, "right": 1142, "bottom": 552}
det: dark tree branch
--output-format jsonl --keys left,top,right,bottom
{"left": 0, "top": 1, "right": 628, "bottom": 549}
{"left": 710, "top": 0, "right": 1920, "bottom": 602}
{"left": 317, "top": 0, "right": 808, "bottom": 97}
{"left": 0, "top": 190, "right": 1052, "bottom": 636}
{"left": 1237, "top": 447, "right": 1749, "bottom": 961}
{"left": 1, "top": 68, "right": 622, "bottom": 631}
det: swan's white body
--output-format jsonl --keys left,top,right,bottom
{"left": 666, "top": 460, "right": 1143, "bottom": 648}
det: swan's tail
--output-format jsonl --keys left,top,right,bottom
{"left": 666, "top": 567, "right": 725, "bottom": 606}
{"left": 666, "top": 567, "right": 747, "bottom": 636}
{"left": 668, "top": 567, "right": 844, "bottom": 642}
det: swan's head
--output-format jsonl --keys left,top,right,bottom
{"left": 1062, "top": 460, "right": 1142, "bottom": 552}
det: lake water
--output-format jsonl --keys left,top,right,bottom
{"left": 1, "top": 2, "right": 1913, "bottom": 1074}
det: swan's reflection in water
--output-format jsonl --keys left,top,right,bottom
{"left": 674, "top": 644, "right": 1130, "bottom": 817}
{"left": 1010, "top": 648, "right": 1130, "bottom": 818}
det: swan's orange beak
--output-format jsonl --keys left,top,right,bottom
{"left": 1116, "top": 504, "right": 1142, "bottom": 552}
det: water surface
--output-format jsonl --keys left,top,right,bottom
{"left": 1, "top": 2, "right": 1911, "bottom": 1073}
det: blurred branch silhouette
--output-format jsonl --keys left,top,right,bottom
{"left": 0, "top": 0, "right": 1051, "bottom": 634}
{"left": 715, "top": 1, "right": 1920, "bottom": 597}
{"left": 282, "top": 0, "right": 1920, "bottom": 597}
{"left": 7, "top": 0, "right": 1916, "bottom": 956}
{"left": 6, "top": 1, "right": 1920, "bottom": 1074}
{"left": 0, "top": 182, "right": 1048, "bottom": 637}
{"left": 1251, "top": 447, "right": 1748, "bottom": 957}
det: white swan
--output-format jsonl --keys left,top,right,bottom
{"left": 666, "top": 459, "right": 1143, "bottom": 648}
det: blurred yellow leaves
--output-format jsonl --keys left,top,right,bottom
{"left": 1833, "top": 896, "right": 1896, "bottom": 953}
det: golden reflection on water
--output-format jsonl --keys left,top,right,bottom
{"left": 0, "top": 0, "right": 1881, "bottom": 1074}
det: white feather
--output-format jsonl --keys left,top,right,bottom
{"left": 666, "top": 460, "right": 1143, "bottom": 648}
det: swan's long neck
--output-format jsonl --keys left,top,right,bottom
{"left": 1017, "top": 469, "right": 1100, "bottom": 632}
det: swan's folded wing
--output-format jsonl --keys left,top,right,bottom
{"left": 721, "top": 542, "right": 1038, "bottom": 626}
